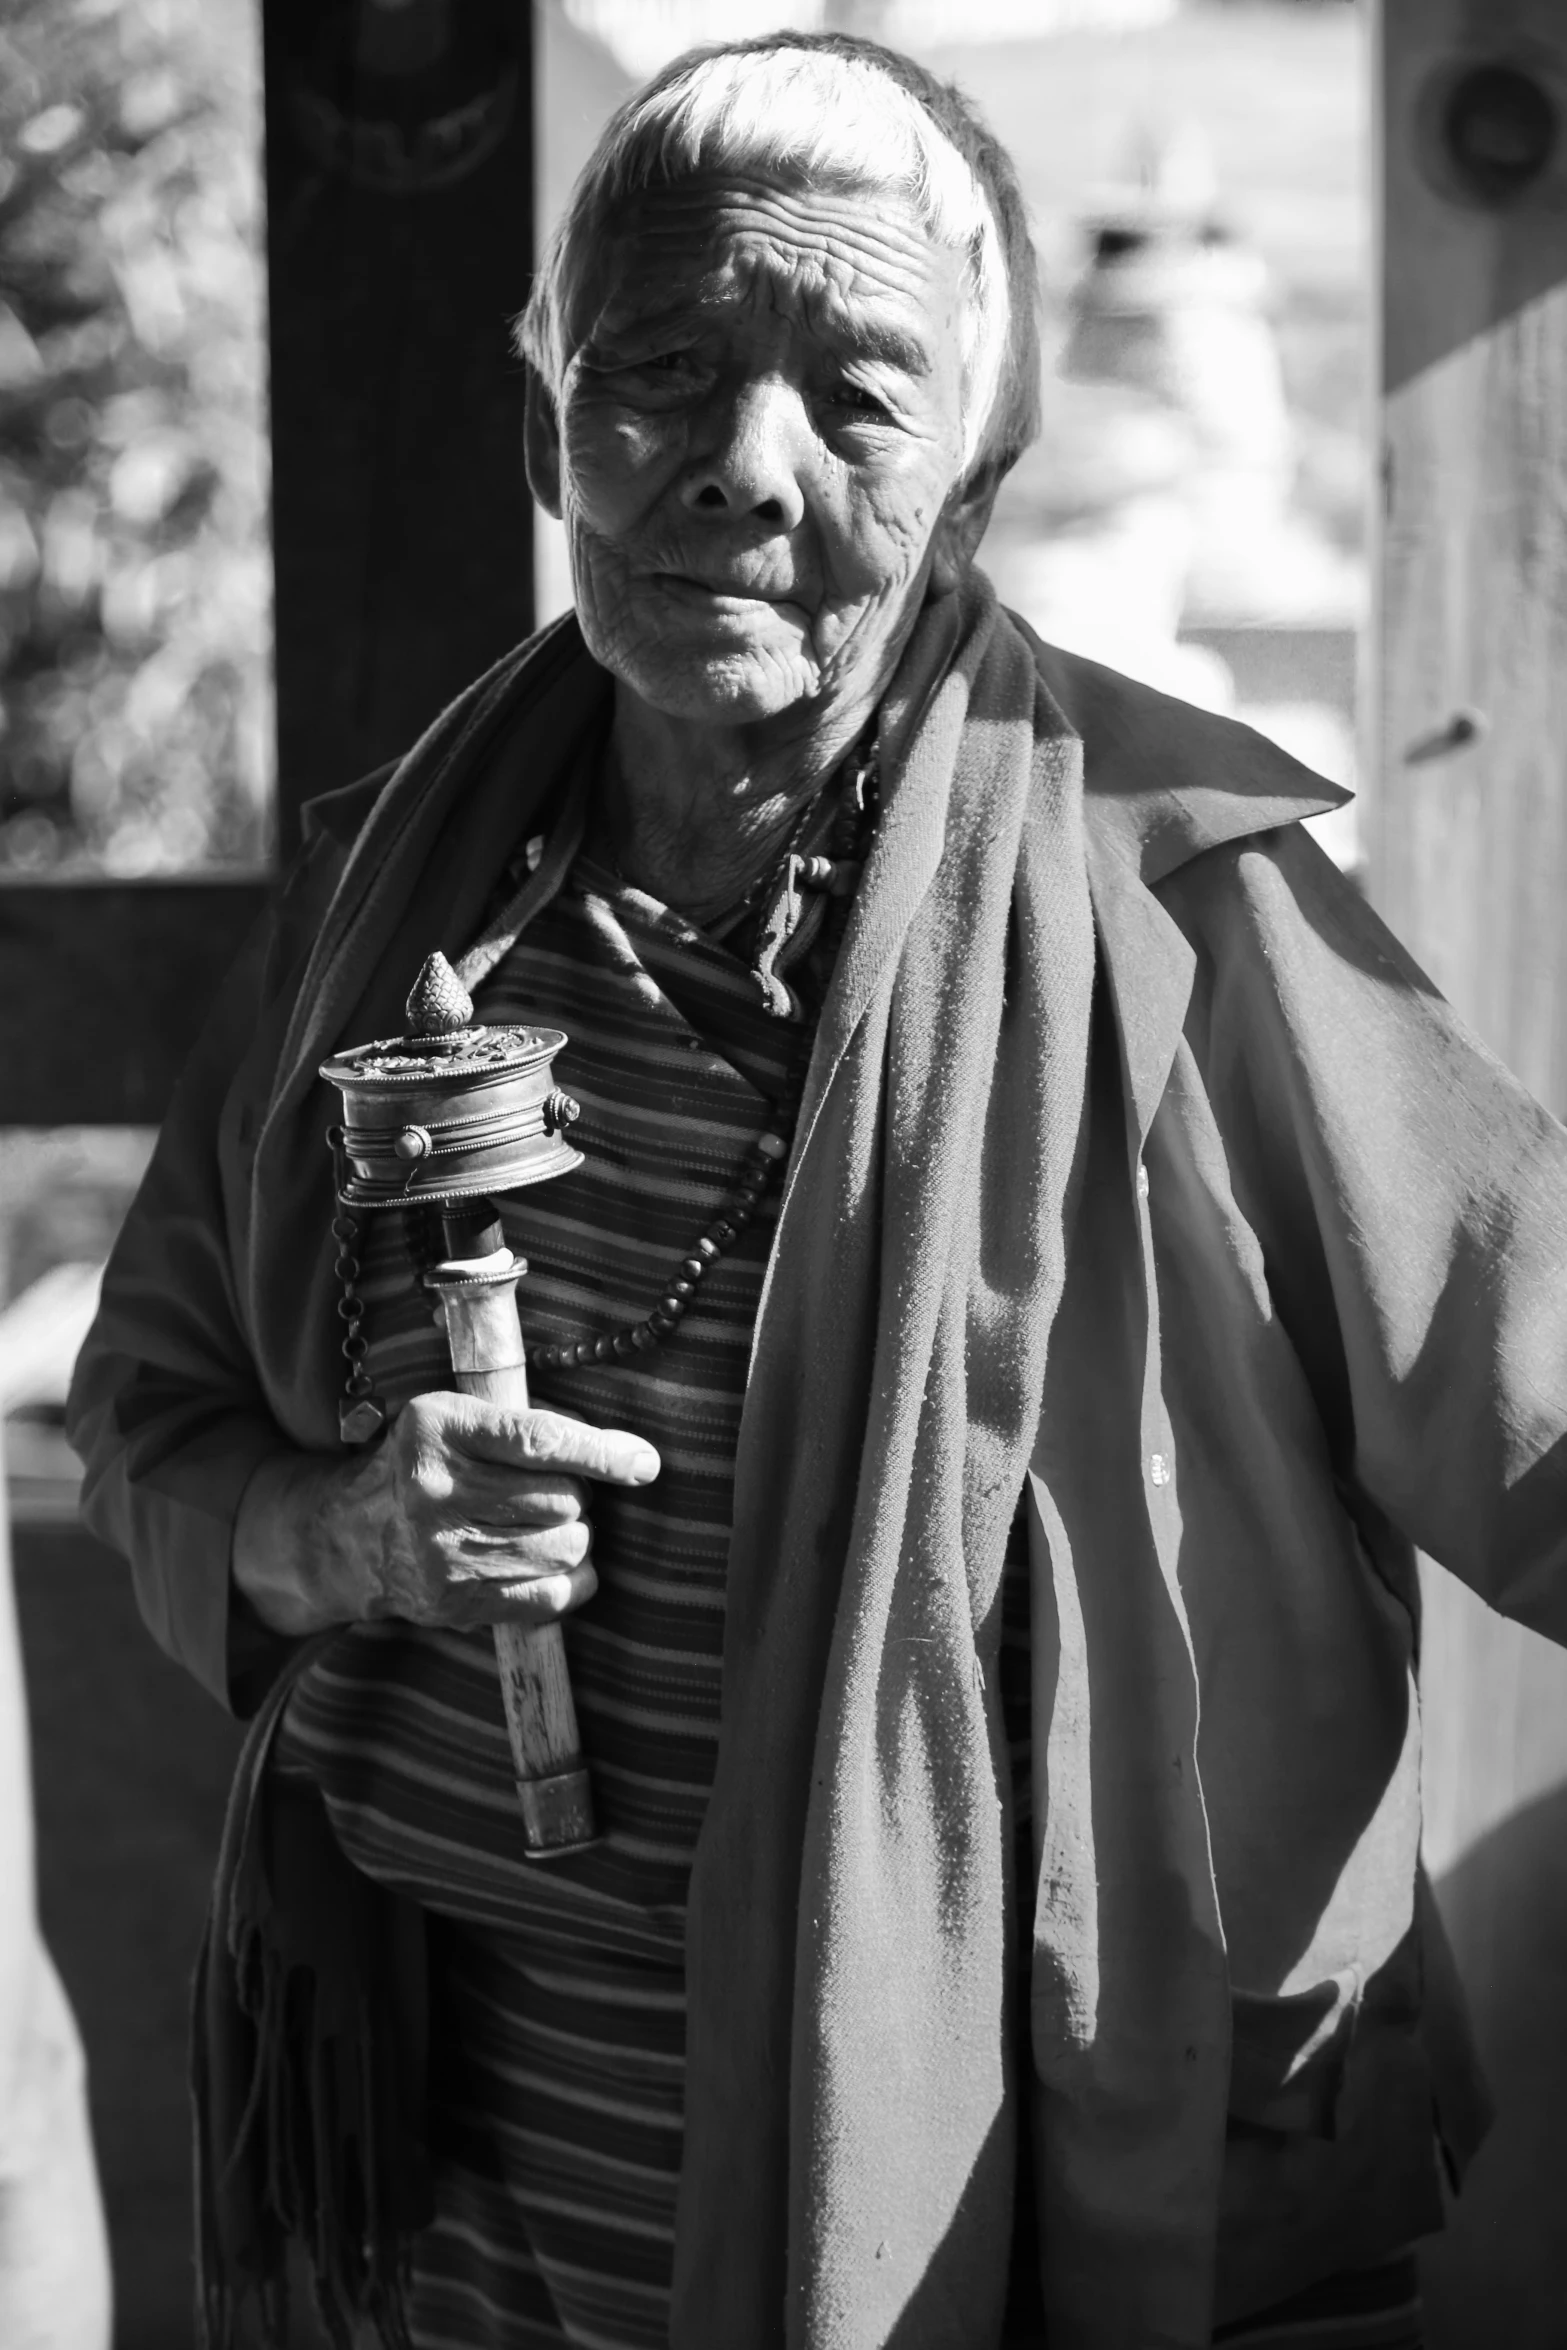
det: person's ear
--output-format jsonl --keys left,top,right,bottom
{"left": 928, "top": 459, "right": 1003, "bottom": 598}
{"left": 524, "top": 368, "right": 564, "bottom": 520}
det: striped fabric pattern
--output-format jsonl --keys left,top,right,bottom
{"left": 274, "top": 855, "right": 1033, "bottom": 2348}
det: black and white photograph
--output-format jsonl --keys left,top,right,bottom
{"left": 0, "top": 3, "right": 1563, "bottom": 2346}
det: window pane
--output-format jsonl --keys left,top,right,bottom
{"left": 0, "top": 0, "right": 271, "bottom": 879}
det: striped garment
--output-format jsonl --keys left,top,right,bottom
{"left": 272, "top": 847, "right": 1413, "bottom": 2350}
{"left": 274, "top": 848, "right": 1033, "bottom": 2348}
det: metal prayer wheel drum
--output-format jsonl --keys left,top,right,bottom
{"left": 320, "top": 954, "right": 583, "bottom": 1208}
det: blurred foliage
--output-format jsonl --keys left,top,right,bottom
{"left": 0, "top": 0, "right": 269, "bottom": 877}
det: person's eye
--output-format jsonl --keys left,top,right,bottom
{"left": 624, "top": 349, "right": 699, "bottom": 383}
{"left": 828, "top": 382, "right": 893, "bottom": 422}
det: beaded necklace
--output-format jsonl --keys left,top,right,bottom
{"left": 527, "top": 737, "right": 879, "bottom": 1374}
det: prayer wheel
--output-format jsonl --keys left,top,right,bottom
{"left": 320, "top": 951, "right": 594, "bottom": 1859}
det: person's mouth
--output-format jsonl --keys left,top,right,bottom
{"left": 653, "top": 570, "right": 810, "bottom": 620}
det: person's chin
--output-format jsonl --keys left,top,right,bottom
{"left": 624, "top": 610, "right": 822, "bottom": 721}
{"left": 634, "top": 648, "right": 820, "bottom": 724}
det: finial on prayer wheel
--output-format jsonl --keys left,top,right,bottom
{"left": 405, "top": 950, "right": 474, "bottom": 1037}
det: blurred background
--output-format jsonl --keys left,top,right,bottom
{"left": 4, "top": 2, "right": 1567, "bottom": 2345}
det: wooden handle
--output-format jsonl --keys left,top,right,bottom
{"left": 431, "top": 1266, "right": 596, "bottom": 1858}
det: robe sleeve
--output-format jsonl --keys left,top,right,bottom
{"left": 64, "top": 793, "right": 376, "bottom": 1717}
{"left": 1161, "top": 821, "right": 1567, "bottom": 1644}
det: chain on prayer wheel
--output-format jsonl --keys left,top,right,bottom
{"left": 320, "top": 951, "right": 595, "bottom": 1858}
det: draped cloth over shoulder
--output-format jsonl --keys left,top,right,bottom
{"left": 674, "top": 581, "right": 1098, "bottom": 2347}
{"left": 193, "top": 577, "right": 1103, "bottom": 2347}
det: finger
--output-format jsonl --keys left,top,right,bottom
{"left": 447, "top": 1515, "right": 594, "bottom": 1580}
{"left": 445, "top": 1402, "right": 660, "bottom": 1489}
{"left": 436, "top": 1465, "right": 588, "bottom": 1529}
{"left": 493, "top": 1559, "right": 599, "bottom": 1624}
{"left": 442, "top": 1559, "right": 599, "bottom": 1630}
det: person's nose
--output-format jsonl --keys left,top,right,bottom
{"left": 679, "top": 377, "right": 807, "bottom": 531}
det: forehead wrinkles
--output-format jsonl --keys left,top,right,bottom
{"left": 590, "top": 175, "right": 948, "bottom": 336}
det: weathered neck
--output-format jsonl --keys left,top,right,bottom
{"left": 596, "top": 680, "right": 876, "bottom": 920}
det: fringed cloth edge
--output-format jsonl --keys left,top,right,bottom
{"left": 193, "top": 1637, "right": 432, "bottom": 2350}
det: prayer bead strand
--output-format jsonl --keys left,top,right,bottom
{"left": 329, "top": 1125, "right": 389, "bottom": 1441}
{"left": 526, "top": 1125, "right": 793, "bottom": 1373}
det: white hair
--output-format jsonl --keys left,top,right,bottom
{"left": 519, "top": 43, "right": 1015, "bottom": 476}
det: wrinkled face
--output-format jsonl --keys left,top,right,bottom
{"left": 536, "top": 172, "right": 977, "bottom": 732}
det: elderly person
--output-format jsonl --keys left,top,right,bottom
{"left": 67, "top": 30, "right": 1567, "bottom": 2350}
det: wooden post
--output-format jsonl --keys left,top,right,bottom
{"left": 262, "top": 0, "right": 535, "bottom": 857}
{"left": 1377, "top": 4, "right": 1567, "bottom": 2332}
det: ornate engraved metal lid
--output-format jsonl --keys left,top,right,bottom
{"left": 320, "top": 952, "right": 583, "bottom": 1206}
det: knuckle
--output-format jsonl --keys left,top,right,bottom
{"left": 516, "top": 1410, "right": 567, "bottom": 1464}
{"left": 532, "top": 1516, "right": 589, "bottom": 1568}
{"left": 403, "top": 1389, "right": 453, "bottom": 1441}
{"left": 512, "top": 1524, "right": 586, "bottom": 1574}
{"left": 408, "top": 1454, "right": 455, "bottom": 1508}
{"left": 519, "top": 1474, "right": 584, "bottom": 1522}
{"left": 503, "top": 1558, "right": 597, "bottom": 1621}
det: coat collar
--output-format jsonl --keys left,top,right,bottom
{"left": 1020, "top": 622, "right": 1348, "bottom": 884}
{"left": 1015, "top": 622, "right": 1349, "bottom": 1147}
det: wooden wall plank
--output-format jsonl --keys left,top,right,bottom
{"left": 1379, "top": 6, "right": 1567, "bottom": 2329}
{"left": 1377, "top": 0, "right": 1567, "bottom": 1874}
{"left": 1376, "top": 0, "right": 1567, "bottom": 1117}
{"left": 0, "top": 882, "right": 267, "bottom": 1125}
